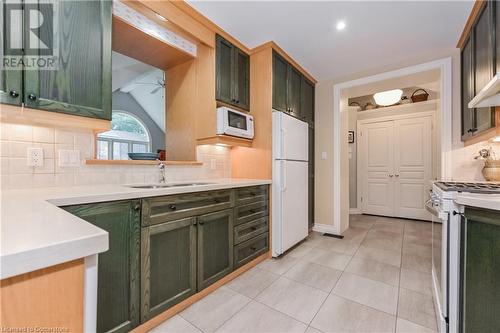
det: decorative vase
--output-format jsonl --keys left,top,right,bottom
{"left": 482, "top": 159, "right": 500, "bottom": 181}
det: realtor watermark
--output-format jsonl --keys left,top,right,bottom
{"left": 1, "top": 0, "right": 59, "bottom": 70}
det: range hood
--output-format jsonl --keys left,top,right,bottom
{"left": 468, "top": 73, "right": 500, "bottom": 108}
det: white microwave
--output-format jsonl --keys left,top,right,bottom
{"left": 216, "top": 106, "right": 254, "bottom": 139}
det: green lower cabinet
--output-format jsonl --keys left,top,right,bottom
{"left": 461, "top": 207, "right": 500, "bottom": 332}
{"left": 63, "top": 200, "right": 141, "bottom": 333}
{"left": 140, "top": 217, "right": 197, "bottom": 322}
{"left": 197, "top": 209, "right": 234, "bottom": 290}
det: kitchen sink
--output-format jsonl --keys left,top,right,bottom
{"left": 127, "top": 182, "right": 213, "bottom": 189}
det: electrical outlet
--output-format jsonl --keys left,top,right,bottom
{"left": 27, "top": 147, "right": 44, "bottom": 167}
{"left": 210, "top": 158, "right": 217, "bottom": 170}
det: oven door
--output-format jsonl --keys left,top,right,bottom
{"left": 426, "top": 199, "right": 449, "bottom": 332}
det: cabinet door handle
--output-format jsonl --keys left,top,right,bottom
{"left": 251, "top": 226, "right": 258, "bottom": 231}
{"left": 9, "top": 90, "right": 19, "bottom": 98}
{"left": 250, "top": 246, "right": 257, "bottom": 251}
{"left": 27, "top": 93, "right": 37, "bottom": 101}
{"left": 199, "top": 221, "right": 204, "bottom": 225}
{"left": 169, "top": 204, "right": 177, "bottom": 211}
{"left": 468, "top": 128, "right": 478, "bottom": 133}
{"left": 133, "top": 203, "right": 141, "bottom": 211}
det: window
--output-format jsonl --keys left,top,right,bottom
{"left": 97, "top": 112, "right": 151, "bottom": 160}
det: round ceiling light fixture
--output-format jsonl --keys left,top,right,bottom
{"left": 373, "top": 89, "right": 403, "bottom": 106}
{"left": 336, "top": 21, "right": 346, "bottom": 31}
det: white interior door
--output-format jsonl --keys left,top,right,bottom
{"left": 361, "top": 121, "right": 394, "bottom": 216}
{"left": 394, "top": 117, "right": 432, "bottom": 220}
{"left": 281, "top": 160, "right": 308, "bottom": 252}
{"left": 360, "top": 115, "right": 432, "bottom": 221}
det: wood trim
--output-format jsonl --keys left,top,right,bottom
{"left": 112, "top": 16, "right": 194, "bottom": 70}
{"left": 138, "top": 1, "right": 215, "bottom": 47}
{"left": 0, "top": 104, "right": 111, "bottom": 131}
{"left": 85, "top": 159, "right": 202, "bottom": 166}
{"left": 250, "top": 41, "right": 317, "bottom": 83}
{"left": 0, "top": 259, "right": 84, "bottom": 332}
{"left": 169, "top": 1, "right": 250, "bottom": 54}
{"left": 130, "top": 251, "right": 270, "bottom": 333}
{"left": 457, "top": 0, "right": 487, "bottom": 49}
{"left": 197, "top": 135, "right": 253, "bottom": 147}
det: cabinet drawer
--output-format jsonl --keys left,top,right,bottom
{"left": 236, "top": 185, "right": 268, "bottom": 205}
{"left": 234, "top": 217, "right": 268, "bottom": 245}
{"left": 234, "top": 232, "right": 269, "bottom": 269}
{"left": 234, "top": 200, "right": 268, "bottom": 226}
{"left": 142, "top": 190, "right": 234, "bottom": 226}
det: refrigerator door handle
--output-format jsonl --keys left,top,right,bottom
{"left": 281, "top": 127, "right": 286, "bottom": 158}
{"left": 282, "top": 161, "right": 287, "bottom": 192}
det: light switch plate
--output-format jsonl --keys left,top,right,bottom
{"left": 27, "top": 147, "right": 44, "bottom": 167}
{"left": 58, "top": 149, "right": 80, "bottom": 167}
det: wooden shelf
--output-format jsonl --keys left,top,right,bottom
{"left": 197, "top": 135, "right": 253, "bottom": 147}
{"left": 85, "top": 159, "right": 202, "bottom": 166}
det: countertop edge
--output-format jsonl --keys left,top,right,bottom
{"left": 454, "top": 193, "right": 500, "bottom": 211}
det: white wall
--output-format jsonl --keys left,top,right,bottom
{"left": 315, "top": 48, "right": 500, "bottom": 227}
{"left": 0, "top": 122, "right": 231, "bottom": 190}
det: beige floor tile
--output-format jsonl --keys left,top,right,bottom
{"left": 310, "top": 294, "right": 396, "bottom": 333}
{"left": 404, "top": 221, "right": 432, "bottom": 233}
{"left": 226, "top": 267, "right": 279, "bottom": 298}
{"left": 349, "top": 219, "right": 375, "bottom": 229}
{"left": 315, "top": 237, "right": 360, "bottom": 255}
{"left": 284, "top": 260, "right": 342, "bottom": 292}
{"left": 355, "top": 245, "right": 402, "bottom": 267}
{"left": 402, "top": 253, "right": 432, "bottom": 273}
{"left": 372, "top": 221, "right": 405, "bottom": 235}
{"left": 256, "top": 277, "right": 328, "bottom": 324}
{"left": 402, "top": 242, "right": 432, "bottom": 259}
{"left": 362, "top": 234, "right": 403, "bottom": 252}
{"left": 345, "top": 257, "right": 400, "bottom": 286}
{"left": 398, "top": 288, "right": 437, "bottom": 331}
{"left": 396, "top": 318, "right": 436, "bottom": 333}
{"left": 216, "top": 301, "right": 307, "bottom": 333}
{"left": 288, "top": 242, "right": 316, "bottom": 259}
{"left": 400, "top": 268, "right": 433, "bottom": 296}
{"left": 332, "top": 273, "right": 399, "bottom": 315}
{"left": 257, "top": 255, "right": 299, "bottom": 275}
{"left": 341, "top": 227, "right": 369, "bottom": 242}
{"left": 180, "top": 286, "right": 251, "bottom": 332}
{"left": 404, "top": 234, "right": 432, "bottom": 247}
{"left": 305, "top": 326, "right": 323, "bottom": 333}
{"left": 305, "top": 247, "right": 352, "bottom": 271}
{"left": 150, "top": 315, "right": 202, "bottom": 333}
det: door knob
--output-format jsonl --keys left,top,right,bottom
{"left": 395, "top": 174, "right": 400, "bottom": 177}
{"left": 9, "top": 90, "right": 19, "bottom": 98}
{"left": 27, "top": 93, "right": 37, "bottom": 101}
{"left": 389, "top": 174, "right": 394, "bottom": 177}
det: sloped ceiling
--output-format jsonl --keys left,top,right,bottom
{"left": 112, "top": 52, "right": 165, "bottom": 131}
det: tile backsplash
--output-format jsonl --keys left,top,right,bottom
{"left": 452, "top": 141, "right": 500, "bottom": 181}
{"left": 0, "top": 122, "right": 231, "bottom": 190}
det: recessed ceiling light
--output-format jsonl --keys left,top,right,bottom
{"left": 336, "top": 21, "right": 346, "bottom": 31}
{"left": 155, "top": 12, "right": 168, "bottom": 22}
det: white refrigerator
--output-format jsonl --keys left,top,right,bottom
{"left": 272, "top": 110, "right": 309, "bottom": 257}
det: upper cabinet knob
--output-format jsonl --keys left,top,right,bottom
{"left": 9, "top": 90, "right": 19, "bottom": 98}
{"left": 28, "top": 93, "right": 37, "bottom": 101}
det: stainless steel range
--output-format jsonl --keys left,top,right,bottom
{"left": 428, "top": 181, "right": 500, "bottom": 333}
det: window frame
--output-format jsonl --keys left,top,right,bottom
{"left": 97, "top": 110, "right": 152, "bottom": 160}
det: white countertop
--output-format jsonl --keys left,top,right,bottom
{"left": 454, "top": 193, "right": 500, "bottom": 211}
{"left": 1, "top": 178, "right": 271, "bottom": 279}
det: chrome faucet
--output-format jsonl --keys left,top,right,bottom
{"left": 158, "top": 161, "right": 166, "bottom": 183}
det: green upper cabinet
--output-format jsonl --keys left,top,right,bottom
{"left": 301, "top": 77, "right": 315, "bottom": 125}
{"left": 272, "top": 52, "right": 289, "bottom": 112}
{"left": 460, "top": 1, "right": 496, "bottom": 141}
{"left": 272, "top": 50, "right": 315, "bottom": 123}
{"left": 215, "top": 34, "right": 250, "bottom": 111}
{"left": 0, "top": 2, "right": 22, "bottom": 106}
{"left": 20, "top": 0, "right": 112, "bottom": 120}
{"left": 197, "top": 209, "right": 234, "bottom": 290}
{"left": 141, "top": 217, "right": 197, "bottom": 322}
{"left": 63, "top": 200, "right": 141, "bottom": 333}
{"left": 497, "top": 0, "right": 500, "bottom": 73}
{"left": 287, "top": 66, "right": 302, "bottom": 118}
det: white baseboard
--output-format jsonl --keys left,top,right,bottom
{"left": 312, "top": 223, "right": 338, "bottom": 235}
{"left": 349, "top": 208, "right": 361, "bottom": 215}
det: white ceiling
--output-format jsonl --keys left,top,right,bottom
{"left": 188, "top": 1, "right": 474, "bottom": 81}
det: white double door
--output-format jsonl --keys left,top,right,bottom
{"left": 360, "top": 116, "right": 432, "bottom": 221}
